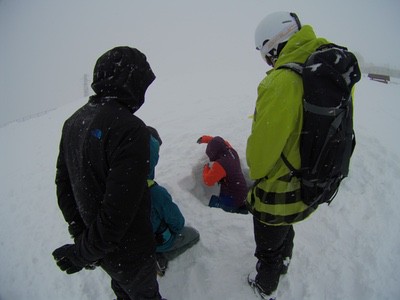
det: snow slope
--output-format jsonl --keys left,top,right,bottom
{"left": 1, "top": 69, "right": 400, "bottom": 299}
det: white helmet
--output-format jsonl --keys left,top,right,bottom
{"left": 255, "top": 12, "right": 301, "bottom": 65}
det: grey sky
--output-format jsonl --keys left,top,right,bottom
{"left": 0, "top": 0, "right": 399, "bottom": 126}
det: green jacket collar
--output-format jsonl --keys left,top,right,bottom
{"left": 274, "top": 25, "right": 330, "bottom": 68}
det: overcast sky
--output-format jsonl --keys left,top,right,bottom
{"left": 1, "top": 0, "right": 399, "bottom": 126}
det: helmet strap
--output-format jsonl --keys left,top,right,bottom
{"left": 264, "top": 54, "right": 274, "bottom": 67}
{"left": 290, "top": 12, "right": 302, "bottom": 30}
{"left": 266, "top": 42, "right": 287, "bottom": 66}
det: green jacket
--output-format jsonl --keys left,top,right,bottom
{"left": 246, "top": 25, "right": 329, "bottom": 225}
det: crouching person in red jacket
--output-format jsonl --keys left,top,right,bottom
{"left": 197, "top": 135, "right": 248, "bottom": 214}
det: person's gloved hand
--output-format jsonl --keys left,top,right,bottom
{"left": 155, "top": 232, "right": 164, "bottom": 246}
{"left": 52, "top": 244, "right": 91, "bottom": 274}
{"left": 196, "top": 135, "right": 213, "bottom": 144}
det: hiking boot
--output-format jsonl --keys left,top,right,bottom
{"left": 155, "top": 253, "right": 168, "bottom": 276}
{"left": 248, "top": 272, "right": 277, "bottom": 300}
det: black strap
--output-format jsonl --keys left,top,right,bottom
{"left": 276, "top": 63, "right": 304, "bottom": 179}
{"left": 280, "top": 153, "right": 301, "bottom": 178}
{"left": 277, "top": 62, "right": 303, "bottom": 75}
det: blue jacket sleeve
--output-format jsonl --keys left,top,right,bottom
{"left": 151, "top": 184, "right": 185, "bottom": 234}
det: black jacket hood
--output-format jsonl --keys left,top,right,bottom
{"left": 90, "top": 46, "right": 155, "bottom": 113}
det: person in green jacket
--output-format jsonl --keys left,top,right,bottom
{"left": 246, "top": 12, "right": 331, "bottom": 300}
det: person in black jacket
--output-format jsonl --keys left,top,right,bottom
{"left": 52, "top": 46, "right": 164, "bottom": 300}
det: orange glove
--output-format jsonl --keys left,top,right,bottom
{"left": 196, "top": 135, "right": 213, "bottom": 144}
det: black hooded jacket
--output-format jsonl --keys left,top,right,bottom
{"left": 55, "top": 47, "right": 156, "bottom": 262}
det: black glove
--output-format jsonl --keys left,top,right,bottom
{"left": 52, "top": 244, "right": 92, "bottom": 274}
{"left": 155, "top": 233, "right": 164, "bottom": 246}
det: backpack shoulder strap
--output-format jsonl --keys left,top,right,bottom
{"left": 276, "top": 62, "right": 304, "bottom": 178}
{"left": 277, "top": 62, "right": 304, "bottom": 75}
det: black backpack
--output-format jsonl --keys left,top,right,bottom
{"left": 278, "top": 44, "right": 361, "bottom": 207}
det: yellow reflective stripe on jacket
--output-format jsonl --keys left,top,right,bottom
{"left": 246, "top": 196, "right": 316, "bottom": 225}
{"left": 247, "top": 181, "right": 317, "bottom": 225}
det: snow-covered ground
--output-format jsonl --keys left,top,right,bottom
{"left": 1, "top": 71, "right": 400, "bottom": 299}
{"left": 1, "top": 0, "right": 400, "bottom": 299}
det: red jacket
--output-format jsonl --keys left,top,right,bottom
{"left": 199, "top": 135, "right": 248, "bottom": 207}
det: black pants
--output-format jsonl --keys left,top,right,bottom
{"left": 101, "top": 252, "right": 161, "bottom": 300}
{"left": 253, "top": 217, "right": 295, "bottom": 294}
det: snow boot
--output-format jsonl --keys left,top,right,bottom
{"left": 155, "top": 253, "right": 168, "bottom": 276}
{"left": 248, "top": 272, "right": 277, "bottom": 300}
